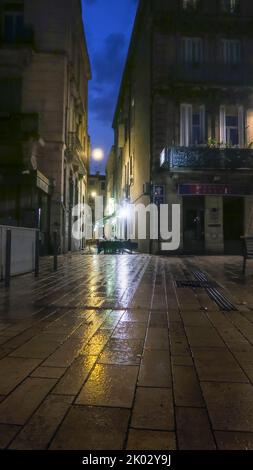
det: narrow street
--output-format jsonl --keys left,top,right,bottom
{"left": 0, "top": 254, "right": 253, "bottom": 450}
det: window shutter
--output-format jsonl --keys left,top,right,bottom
{"left": 238, "top": 105, "right": 245, "bottom": 148}
{"left": 199, "top": 105, "right": 206, "bottom": 143}
{"left": 220, "top": 106, "right": 226, "bottom": 145}
{"left": 180, "top": 104, "right": 192, "bottom": 147}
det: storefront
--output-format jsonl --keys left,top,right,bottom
{"left": 179, "top": 184, "right": 252, "bottom": 255}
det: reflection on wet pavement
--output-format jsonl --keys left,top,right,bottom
{"left": 0, "top": 254, "right": 253, "bottom": 449}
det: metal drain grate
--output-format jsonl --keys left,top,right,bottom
{"left": 192, "top": 270, "right": 237, "bottom": 312}
{"left": 176, "top": 280, "right": 217, "bottom": 289}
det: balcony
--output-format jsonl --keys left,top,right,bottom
{"left": 160, "top": 146, "right": 253, "bottom": 172}
{"left": 154, "top": 63, "right": 253, "bottom": 89}
{"left": 66, "top": 132, "right": 84, "bottom": 161}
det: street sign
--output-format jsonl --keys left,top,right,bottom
{"left": 153, "top": 185, "right": 165, "bottom": 205}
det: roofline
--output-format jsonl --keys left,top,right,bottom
{"left": 112, "top": 0, "right": 145, "bottom": 128}
{"left": 80, "top": 0, "right": 92, "bottom": 80}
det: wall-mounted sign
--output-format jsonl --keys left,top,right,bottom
{"left": 153, "top": 185, "right": 165, "bottom": 205}
{"left": 179, "top": 184, "right": 251, "bottom": 196}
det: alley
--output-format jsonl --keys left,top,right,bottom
{"left": 0, "top": 254, "right": 253, "bottom": 450}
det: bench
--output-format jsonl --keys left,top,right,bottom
{"left": 97, "top": 241, "right": 138, "bottom": 255}
{"left": 242, "top": 237, "right": 253, "bottom": 274}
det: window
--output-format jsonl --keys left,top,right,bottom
{"left": 182, "top": 38, "right": 203, "bottom": 65}
{"left": 180, "top": 104, "right": 205, "bottom": 146}
{"left": 182, "top": 0, "right": 199, "bottom": 10}
{"left": 222, "top": 39, "right": 241, "bottom": 65}
{"left": 3, "top": 3, "right": 24, "bottom": 43}
{"left": 221, "top": 0, "right": 240, "bottom": 14}
{"left": 101, "top": 182, "right": 105, "bottom": 191}
{"left": 220, "top": 106, "right": 244, "bottom": 147}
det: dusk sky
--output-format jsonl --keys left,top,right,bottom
{"left": 82, "top": 0, "right": 138, "bottom": 174}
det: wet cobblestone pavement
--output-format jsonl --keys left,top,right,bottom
{"left": 1, "top": 253, "right": 253, "bottom": 450}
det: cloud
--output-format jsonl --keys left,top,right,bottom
{"left": 93, "top": 33, "right": 126, "bottom": 84}
{"left": 89, "top": 32, "right": 127, "bottom": 124}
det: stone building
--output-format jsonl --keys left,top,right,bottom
{"left": 111, "top": 0, "right": 253, "bottom": 254}
{"left": 88, "top": 172, "right": 106, "bottom": 239}
{"left": 0, "top": 0, "right": 91, "bottom": 254}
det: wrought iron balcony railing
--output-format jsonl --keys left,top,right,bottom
{"left": 160, "top": 146, "right": 253, "bottom": 171}
{"left": 67, "top": 132, "right": 83, "bottom": 155}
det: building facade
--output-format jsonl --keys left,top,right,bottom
{"left": 88, "top": 172, "right": 106, "bottom": 239}
{"left": 111, "top": 0, "right": 253, "bottom": 254}
{"left": 0, "top": 0, "right": 91, "bottom": 254}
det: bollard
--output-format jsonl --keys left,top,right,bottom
{"left": 53, "top": 231, "right": 58, "bottom": 271}
{"left": 35, "top": 230, "right": 40, "bottom": 278}
{"left": 5, "top": 229, "right": 11, "bottom": 289}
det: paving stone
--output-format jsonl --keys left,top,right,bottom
{"left": 99, "top": 312, "right": 123, "bottom": 330}
{"left": 131, "top": 387, "right": 174, "bottom": 431}
{"left": 0, "top": 337, "right": 8, "bottom": 346}
{"left": 42, "top": 338, "right": 86, "bottom": 368}
{"left": 31, "top": 366, "right": 67, "bottom": 379}
{"left": 167, "top": 310, "right": 181, "bottom": 323}
{"left": 9, "top": 336, "right": 59, "bottom": 359}
{"left": 145, "top": 327, "right": 169, "bottom": 351}
{"left": 201, "top": 382, "right": 253, "bottom": 432}
{"left": 121, "top": 311, "right": 149, "bottom": 323}
{"left": 1, "top": 329, "right": 40, "bottom": 352}
{"left": 177, "top": 288, "right": 200, "bottom": 310}
{"left": 53, "top": 356, "right": 97, "bottom": 396}
{"left": 98, "top": 338, "right": 143, "bottom": 366}
{"left": 206, "top": 311, "right": 248, "bottom": 346}
{"left": 76, "top": 364, "right": 138, "bottom": 408}
{"left": 192, "top": 348, "right": 248, "bottom": 383}
{"left": 176, "top": 408, "right": 216, "bottom": 450}
{"left": 9, "top": 395, "right": 72, "bottom": 450}
{"left": 173, "top": 366, "right": 204, "bottom": 407}
{"left": 180, "top": 310, "right": 210, "bottom": 327}
{"left": 81, "top": 332, "right": 110, "bottom": 356}
{"left": 50, "top": 406, "right": 130, "bottom": 450}
{"left": 127, "top": 430, "right": 176, "bottom": 450}
{"left": 185, "top": 326, "right": 225, "bottom": 348}
{"left": 138, "top": 350, "right": 172, "bottom": 388}
{"left": 169, "top": 323, "right": 191, "bottom": 356}
{"left": 0, "top": 377, "right": 57, "bottom": 425}
{"left": 0, "top": 424, "right": 21, "bottom": 449}
{"left": 215, "top": 431, "right": 253, "bottom": 450}
{"left": 149, "top": 312, "right": 168, "bottom": 327}
{"left": 0, "top": 357, "right": 41, "bottom": 395}
{"left": 112, "top": 322, "right": 147, "bottom": 340}
{"left": 171, "top": 356, "right": 193, "bottom": 366}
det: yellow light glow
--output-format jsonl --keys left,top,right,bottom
{"left": 91, "top": 191, "right": 97, "bottom": 198}
{"left": 92, "top": 148, "right": 104, "bottom": 161}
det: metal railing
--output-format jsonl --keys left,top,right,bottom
{"left": 160, "top": 146, "right": 253, "bottom": 171}
{"left": 67, "top": 132, "right": 84, "bottom": 161}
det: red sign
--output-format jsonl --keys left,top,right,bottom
{"left": 179, "top": 184, "right": 250, "bottom": 196}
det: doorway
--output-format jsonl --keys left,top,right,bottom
{"left": 223, "top": 197, "right": 244, "bottom": 254}
{"left": 183, "top": 197, "right": 205, "bottom": 254}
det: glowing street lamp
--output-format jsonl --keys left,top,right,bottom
{"left": 92, "top": 148, "right": 104, "bottom": 161}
